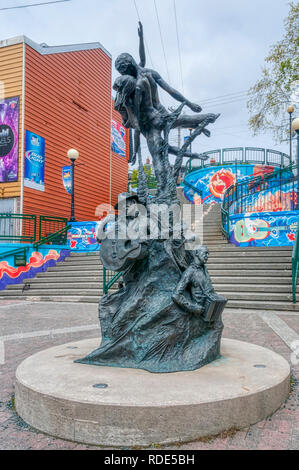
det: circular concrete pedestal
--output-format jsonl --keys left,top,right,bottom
{"left": 15, "top": 338, "right": 290, "bottom": 447}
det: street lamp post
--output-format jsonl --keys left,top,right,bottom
{"left": 287, "top": 106, "right": 295, "bottom": 162}
{"left": 67, "top": 148, "right": 79, "bottom": 222}
{"left": 291, "top": 118, "right": 299, "bottom": 210}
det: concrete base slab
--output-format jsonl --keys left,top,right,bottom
{"left": 15, "top": 338, "right": 290, "bottom": 447}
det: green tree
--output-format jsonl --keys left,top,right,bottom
{"left": 247, "top": 2, "right": 299, "bottom": 142}
{"left": 130, "top": 168, "right": 139, "bottom": 189}
{"left": 129, "top": 165, "right": 156, "bottom": 189}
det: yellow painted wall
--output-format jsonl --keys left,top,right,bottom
{"left": 0, "top": 43, "right": 23, "bottom": 199}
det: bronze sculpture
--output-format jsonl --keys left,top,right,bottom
{"left": 76, "top": 23, "right": 227, "bottom": 373}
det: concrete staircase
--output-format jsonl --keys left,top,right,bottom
{"left": 0, "top": 204, "right": 297, "bottom": 312}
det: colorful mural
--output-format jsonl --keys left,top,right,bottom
{"left": 67, "top": 221, "right": 100, "bottom": 251}
{"left": 0, "top": 246, "right": 70, "bottom": 291}
{"left": 233, "top": 188, "right": 297, "bottom": 214}
{"left": 184, "top": 164, "right": 276, "bottom": 204}
{"left": 229, "top": 210, "right": 299, "bottom": 247}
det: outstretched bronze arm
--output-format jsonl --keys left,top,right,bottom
{"left": 138, "top": 21, "right": 146, "bottom": 67}
{"left": 150, "top": 69, "right": 202, "bottom": 113}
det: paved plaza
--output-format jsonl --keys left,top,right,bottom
{"left": 0, "top": 301, "right": 298, "bottom": 450}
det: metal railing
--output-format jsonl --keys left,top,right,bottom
{"left": 103, "top": 267, "right": 123, "bottom": 294}
{"left": 39, "top": 215, "right": 68, "bottom": 240}
{"left": 0, "top": 213, "right": 69, "bottom": 245}
{"left": 0, "top": 213, "right": 37, "bottom": 243}
{"left": 221, "top": 165, "right": 297, "bottom": 239}
{"left": 292, "top": 217, "right": 299, "bottom": 304}
{"left": 185, "top": 147, "right": 291, "bottom": 175}
{"left": 33, "top": 225, "right": 71, "bottom": 251}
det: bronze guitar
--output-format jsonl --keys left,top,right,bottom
{"left": 100, "top": 236, "right": 148, "bottom": 272}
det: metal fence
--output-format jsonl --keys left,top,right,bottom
{"left": 39, "top": 215, "right": 68, "bottom": 242}
{"left": 185, "top": 147, "right": 291, "bottom": 175}
{"left": 0, "top": 213, "right": 68, "bottom": 245}
{"left": 103, "top": 267, "right": 123, "bottom": 294}
{"left": 0, "top": 213, "right": 37, "bottom": 243}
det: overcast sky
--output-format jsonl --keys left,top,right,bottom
{"left": 0, "top": 0, "right": 295, "bottom": 163}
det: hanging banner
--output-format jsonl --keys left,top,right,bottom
{"left": 0, "top": 96, "right": 19, "bottom": 183}
{"left": 67, "top": 221, "right": 100, "bottom": 251}
{"left": 111, "top": 119, "right": 126, "bottom": 157}
{"left": 24, "top": 131, "right": 45, "bottom": 191}
{"left": 62, "top": 166, "right": 72, "bottom": 194}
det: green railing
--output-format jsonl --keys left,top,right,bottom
{"left": 185, "top": 147, "right": 291, "bottom": 176}
{"left": 0, "top": 213, "right": 69, "bottom": 245}
{"left": 103, "top": 267, "right": 123, "bottom": 294}
{"left": 292, "top": 216, "right": 299, "bottom": 304}
{"left": 221, "top": 164, "right": 296, "bottom": 239}
{"left": 33, "top": 224, "right": 71, "bottom": 251}
{"left": 39, "top": 215, "right": 68, "bottom": 240}
{"left": 0, "top": 213, "right": 37, "bottom": 243}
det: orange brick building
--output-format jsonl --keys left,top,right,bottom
{"left": 0, "top": 36, "right": 129, "bottom": 222}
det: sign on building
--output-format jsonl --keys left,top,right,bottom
{"left": 0, "top": 96, "right": 19, "bottom": 183}
{"left": 24, "top": 130, "right": 45, "bottom": 191}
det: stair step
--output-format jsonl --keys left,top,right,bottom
{"left": 59, "top": 260, "right": 102, "bottom": 266}
{"left": 13, "top": 282, "right": 107, "bottom": 290}
{"left": 211, "top": 276, "right": 291, "bottom": 284}
{"left": 64, "top": 255, "right": 101, "bottom": 261}
{"left": 227, "top": 300, "right": 299, "bottom": 312}
{"left": 29, "top": 276, "right": 103, "bottom": 283}
{"left": 47, "top": 265, "right": 103, "bottom": 272}
{"left": 220, "top": 291, "right": 293, "bottom": 301}
{"left": 69, "top": 252, "right": 99, "bottom": 257}
{"left": 0, "top": 288, "right": 115, "bottom": 296}
{"left": 0, "top": 295, "right": 101, "bottom": 303}
{"left": 210, "top": 246, "right": 292, "bottom": 252}
{"left": 207, "top": 263, "right": 291, "bottom": 269}
{"left": 204, "top": 242, "right": 229, "bottom": 246}
{"left": 207, "top": 251, "right": 292, "bottom": 258}
{"left": 208, "top": 257, "right": 291, "bottom": 263}
{"left": 35, "top": 271, "right": 102, "bottom": 278}
{"left": 208, "top": 269, "right": 291, "bottom": 276}
{"left": 213, "top": 284, "right": 293, "bottom": 293}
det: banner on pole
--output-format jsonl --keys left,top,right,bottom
{"left": 111, "top": 119, "right": 126, "bottom": 157}
{"left": 62, "top": 166, "right": 72, "bottom": 194}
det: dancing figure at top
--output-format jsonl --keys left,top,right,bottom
{"left": 113, "top": 22, "right": 220, "bottom": 201}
